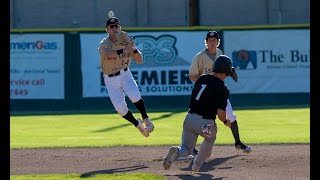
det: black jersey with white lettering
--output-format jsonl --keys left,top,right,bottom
{"left": 189, "top": 74, "right": 229, "bottom": 120}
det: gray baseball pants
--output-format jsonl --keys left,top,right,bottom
{"left": 177, "top": 112, "right": 217, "bottom": 165}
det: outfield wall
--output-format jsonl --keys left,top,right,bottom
{"left": 10, "top": 25, "right": 310, "bottom": 112}
{"left": 10, "top": 0, "right": 310, "bottom": 28}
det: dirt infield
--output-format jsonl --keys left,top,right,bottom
{"left": 10, "top": 144, "right": 309, "bottom": 180}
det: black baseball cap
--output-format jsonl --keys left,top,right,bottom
{"left": 106, "top": 17, "right": 120, "bottom": 28}
{"left": 206, "top": 31, "right": 219, "bottom": 40}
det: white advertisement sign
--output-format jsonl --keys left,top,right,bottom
{"left": 10, "top": 34, "right": 65, "bottom": 99}
{"left": 223, "top": 29, "right": 310, "bottom": 93}
{"left": 80, "top": 32, "right": 205, "bottom": 97}
{"left": 81, "top": 29, "right": 310, "bottom": 97}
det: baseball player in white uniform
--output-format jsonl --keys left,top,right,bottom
{"left": 189, "top": 31, "right": 251, "bottom": 153}
{"left": 98, "top": 13, "right": 154, "bottom": 137}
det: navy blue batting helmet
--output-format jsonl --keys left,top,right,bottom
{"left": 213, "top": 55, "right": 233, "bottom": 76}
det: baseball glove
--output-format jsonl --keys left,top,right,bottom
{"left": 116, "top": 31, "right": 134, "bottom": 47}
{"left": 230, "top": 67, "right": 238, "bottom": 82}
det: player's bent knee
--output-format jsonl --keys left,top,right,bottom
{"left": 130, "top": 95, "right": 141, "bottom": 103}
{"left": 227, "top": 114, "right": 237, "bottom": 123}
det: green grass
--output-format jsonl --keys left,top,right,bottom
{"left": 10, "top": 107, "right": 310, "bottom": 179}
{"left": 10, "top": 107, "right": 310, "bottom": 149}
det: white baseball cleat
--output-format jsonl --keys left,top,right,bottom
{"left": 163, "top": 146, "right": 179, "bottom": 170}
{"left": 136, "top": 118, "right": 149, "bottom": 137}
{"left": 143, "top": 118, "right": 154, "bottom": 133}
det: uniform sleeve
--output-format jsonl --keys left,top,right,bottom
{"left": 98, "top": 43, "right": 104, "bottom": 56}
{"left": 98, "top": 39, "right": 111, "bottom": 57}
{"left": 189, "top": 53, "right": 202, "bottom": 76}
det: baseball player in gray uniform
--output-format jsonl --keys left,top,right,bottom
{"left": 163, "top": 55, "right": 234, "bottom": 172}
{"left": 98, "top": 12, "right": 154, "bottom": 137}
{"left": 189, "top": 31, "right": 251, "bottom": 153}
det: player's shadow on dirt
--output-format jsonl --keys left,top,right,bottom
{"left": 79, "top": 165, "right": 148, "bottom": 178}
{"left": 201, "top": 155, "right": 239, "bottom": 172}
{"left": 93, "top": 112, "right": 175, "bottom": 133}
{"left": 168, "top": 155, "right": 239, "bottom": 180}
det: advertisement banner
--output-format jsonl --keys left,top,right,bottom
{"left": 80, "top": 32, "right": 205, "bottom": 97}
{"left": 223, "top": 29, "right": 310, "bottom": 93}
{"left": 10, "top": 34, "right": 65, "bottom": 99}
{"left": 81, "top": 29, "right": 310, "bottom": 97}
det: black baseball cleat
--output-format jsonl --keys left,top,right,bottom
{"left": 193, "top": 148, "right": 199, "bottom": 156}
{"left": 235, "top": 142, "right": 252, "bottom": 154}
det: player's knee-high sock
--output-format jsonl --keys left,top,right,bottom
{"left": 231, "top": 120, "right": 241, "bottom": 144}
{"left": 134, "top": 98, "right": 148, "bottom": 119}
{"left": 122, "top": 110, "right": 139, "bottom": 126}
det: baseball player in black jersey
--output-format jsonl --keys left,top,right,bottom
{"left": 189, "top": 31, "right": 251, "bottom": 154}
{"left": 163, "top": 55, "right": 234, "bottom": 172}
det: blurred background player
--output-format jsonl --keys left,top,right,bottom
{"left": 98, "top": 11, "right": 154, "bottom": 137}
{"left": 188, "top": 31, "right": 251, "bottom": 153}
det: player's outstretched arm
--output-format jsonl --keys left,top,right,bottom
{"left": 217, "top": 108, "right": 231, "bottom": 128}
{"left": 100, "top": 46, "right": 133, "bottom": 59}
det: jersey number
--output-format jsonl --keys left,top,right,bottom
{"left": 195, "top": 84, "right": 207, "bottom": 100}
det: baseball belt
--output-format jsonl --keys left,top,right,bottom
{"left": 108, "top": 67, "right": 128, "bottom": 77}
